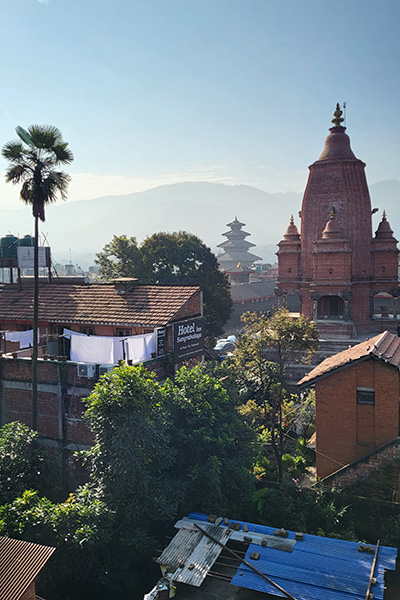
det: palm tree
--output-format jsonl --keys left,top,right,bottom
{"left": 2, "top": 125, "right": 73, "bottom": 430}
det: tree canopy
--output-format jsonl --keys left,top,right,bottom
{"left": 0, "top": 422, "right": 61, "bottom": 504}
{"left": 2, "top": 124, "right": 73, "bottom": 221}
{"left": 234, "top": 309, "right": 318, "bottom": 482}
{"left": 95, "top": 231, "right": 232, "bottom": 340}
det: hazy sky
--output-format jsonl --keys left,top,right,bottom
{"left": 0, "top": 0, "right": 399, "bottom": 209}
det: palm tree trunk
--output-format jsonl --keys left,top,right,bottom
{"left": 32, "top": 215, "right": 39, "bottom": 430}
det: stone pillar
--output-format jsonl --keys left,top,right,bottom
{"left": 393, "top": 297, "right": 398, "bottom": 320}
{"left": 344, "top": 299, "right": 350, "bottom": 321}
{"left": 312, "top": 299, "right": 318, "bottom": 321}
{"left": 370, "top": 294, "right": 374, "bottom": 319}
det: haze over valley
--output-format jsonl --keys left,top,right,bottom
{"left": 0, "top": 179, "right": 398, "bottom": 269}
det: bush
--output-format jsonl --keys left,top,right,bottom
{"left": 0, "top": 422, "right": 61, "bottom": 504}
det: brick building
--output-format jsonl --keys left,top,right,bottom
{"left": 276, "top": 104, "right": 399, "bottom": 338}
{"left": 0, "top": 278, "right": 202, "bottom": 363}
{"left": 299, "top": 331, "right": 400, "bottom": 480}
{"left": 0, "top": 278, "right": 204, "bottom": 473}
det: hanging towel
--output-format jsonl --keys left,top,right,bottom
{"left": 70, "top": 335, "right": 114, "bottom": 364}
{"left": 125, "top": 332, "right": 156, "bottom": 364}
{"left": 5, "top": 329, "right": 39, "bottom": 349}
{"left": 63, "top": 328, "right": 86, "bottom": 339}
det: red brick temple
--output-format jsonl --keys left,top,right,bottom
{"left": 276, "top": 104, "right": 399, "bottom": 338}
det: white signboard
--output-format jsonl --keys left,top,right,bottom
{"left": 17, "top": 247, "right": 48, "bottom": 268}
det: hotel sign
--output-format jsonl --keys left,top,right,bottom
{"left": 156, "top": 327, "right": 167, "bottom": 357}
{"left": 173, "top": 317, "right": 204, "bottom": 361}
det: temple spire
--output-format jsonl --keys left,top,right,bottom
{"left": 331, "top": 103, "right": 344, "bottom": 127}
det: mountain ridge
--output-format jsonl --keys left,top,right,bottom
{"left": 0, "top": 179, "right": 398, "bottom": 268}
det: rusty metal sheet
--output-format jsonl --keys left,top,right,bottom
{"left": 158, "top": 522, "right": 232, "bottom": 587}
{"left": 156, "top": 527, "right": 203, "bottom": 569}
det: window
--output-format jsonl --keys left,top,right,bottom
{"left": 116, "top": 329, "right": 132, "bottom": 337}
{"left": 80, "top": 326, "right": 95, "bottom": 336}
{"left": 357, "top": 388, "right": 375, "bottom": 405}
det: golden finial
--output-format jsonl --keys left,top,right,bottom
{"left": 382, "top": 210, "right": 387, "bottom": 220}
{"left": 290, "top": 214, "right": 294, "bottom": 225}
{"left": 329, "top": 207, "right": 336, "bottom": 219}
{"left": 331, "top": 103, "right": 344, "bottom": 127}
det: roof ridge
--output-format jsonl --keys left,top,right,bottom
{"left": 373, "top": 330, "right": 390, "bottom": 351}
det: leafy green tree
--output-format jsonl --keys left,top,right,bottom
{"left": 79, "top": 363, "right": 257, "bottom": 593}
{"left": 0, "top": 422, "right": 61, "bottom": 504}
{"left": 0, "top": 488, "right": 114, "bottom": 599}
{"left": 2, "top": 126, "right": 73, "bottom": 429}
{"left": 96, "top": 231, "right": 232, "bottom": 340}
{"left": 235, "top": 309, "right": 318, "bottom": 482}
{"left": 165, "top": 365, "right": 255, "bottom": 516}
{"left": 94, "top": 234, "right": 142, "bottom": 280}
{"left": 253, "top": 481, "right": 349, "bottom": 538}
{"left": 83, "top": 364, "right": 176, "bottom": 527}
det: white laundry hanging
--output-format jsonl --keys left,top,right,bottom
{"left": 68, "top": 330, "right": 156, "bottom": 365}
{"left": 70, "top": 335, "right": 114, "bottom": 364}
{"left": 5, "top": 329, "right": 39, "bottom": 349}
{"left": 124, "top": 332, "right": 156, "bottom": 364}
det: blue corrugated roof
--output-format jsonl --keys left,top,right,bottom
{"left": 188, "top": 512, "right": 397, "bottom": 600}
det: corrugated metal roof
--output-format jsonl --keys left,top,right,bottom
{"left": 0, "top": 536, "right": 55, "bottom": 600}
{"left": 176, "top": 517, "right": 296, "bottom": 552}
{"left": 156, "top": 523, "right": 231, "bottom": 587}
{"left": 298, "top": 331, "right": 400, "bottom": 386}
{"left": 187, "top": 513, "right": 397, "bottom": 600}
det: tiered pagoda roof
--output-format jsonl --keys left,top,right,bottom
{"left": 217, "top": 217, "right": 262, "bottom": 272}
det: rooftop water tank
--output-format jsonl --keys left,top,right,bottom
{"left": 19, "top": 234, "right": 35, "bottom": 247}
{"left": 0, "top": 235, "right": 18, "bottom": 258}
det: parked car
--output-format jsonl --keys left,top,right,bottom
{"left": 213, "top": 336, "right": 236, "bottom": 358}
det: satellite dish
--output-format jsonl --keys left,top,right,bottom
{"left": 16, "top": 126, "right": 34, "bottom": 147}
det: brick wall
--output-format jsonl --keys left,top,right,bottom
{"left": 315, "top": 358, "right": 400, "bottom": 479}
{"left": 173, "top": 289, "right": 202, "bottom": 322}
{"left": 0, "top": 357, "right": 95, "bottom": 448}
{"left": 0, "top": 355, "right": 174, "bottom": 489}
{"left": 324, "top": 437, "right": 400, "bottom": 501}
{"left": 20, "top": 582, "right": 36, "bottom": 600}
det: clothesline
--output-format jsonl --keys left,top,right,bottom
{"left": 64, "top": 328, "right": 157, "bottom": 365}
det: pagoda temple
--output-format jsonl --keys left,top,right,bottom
{"left": 276, "top": 104, "right": 399, "bottom": 338}
{"left": 217, "top": 217, "right": 262, "bottom": 272}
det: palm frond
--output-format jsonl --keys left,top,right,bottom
{"left": 27, "top": 125, "right": 62, "bottom": 149}
{"left": 52, "top": 143, "right": 74, "bottom": 165}
{"left": 1, "top": 141, "right": 27, "bottom": 163}
{"left": 44, "top": 171, "right": 71, "bottom": 202}
{"left": 15, "top": 126, "right": 35, "bottom": 147}
{"left": 3, "top": 124, "right": 73, "bottom": 218}
{"left": 20, "top": 181, "right": 34, "bottom": 204}
{"left": 4, "top": 165, "right": 31, "bottom": 184}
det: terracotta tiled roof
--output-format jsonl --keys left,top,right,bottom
{"left": 0, "top": 536, "right": 55, "bottom": 600}
{"left": 0, "top": 282, "right": 200, "bottom": 327}
{"left": 298, "top": 331, "right": 400, "bottom": 386}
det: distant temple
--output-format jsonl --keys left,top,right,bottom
{"left": 217, "top": 217, "right": 262, "bottom": 272}
{"left": 276, "top": 104, "right": 399, "bottom": 338}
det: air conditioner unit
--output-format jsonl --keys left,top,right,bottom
{"left": 77, "top": 363, "right": 96, "bottom": 378}
{"left": 99, "top": 364, "right": 116, "bottom": 377}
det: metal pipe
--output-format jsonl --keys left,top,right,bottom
{"left": 365, "top": 540, "right": 380, "bottom": 600}
{"left": 194, "top": 523, "right": 298, "bottom": 600}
